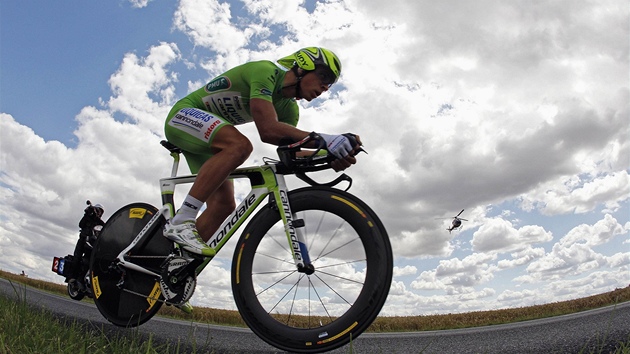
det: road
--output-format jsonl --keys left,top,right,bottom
{"left": 1, "top": 278, "right": 628, "bottom": 353}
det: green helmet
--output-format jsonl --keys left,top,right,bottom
{"left": 277, "top": 47, "right": 342, "bottom": 83}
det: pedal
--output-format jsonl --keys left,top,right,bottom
{"left": 174, "top": 246, "right": 205, "bottom": 261}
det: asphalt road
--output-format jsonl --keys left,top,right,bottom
{"left": 1, "top": 278, "right": 628, "bottom": 353}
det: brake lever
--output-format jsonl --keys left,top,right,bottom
{"left": 352, "top": 147, "right": 367, "bottom": 156}
{"left": 341, "top": 133, "right": 367, "bottom": 157}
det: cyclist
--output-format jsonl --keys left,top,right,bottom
{"left": 163, "top": 47, "right": 362, "bottom": 256}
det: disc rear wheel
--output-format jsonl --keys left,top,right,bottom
{"left": 90, "top": 203, "right": 173, "bottom": 327}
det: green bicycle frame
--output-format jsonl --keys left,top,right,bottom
{"left": 114, "top": 149, "right": 312, "bottom": 278}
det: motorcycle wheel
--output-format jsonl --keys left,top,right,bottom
{"left": 67, "top": 280, "right": 85, "bottom": 301}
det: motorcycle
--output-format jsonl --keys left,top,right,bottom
{"left": 51, "top": 201, "right": 104, "bottom": 301}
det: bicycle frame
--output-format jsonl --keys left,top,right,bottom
{"left": 91, "top": 136, "right": 392, "bottom": 353}
{"left": 114, "top": 150, "right": 312, "bottom": 277}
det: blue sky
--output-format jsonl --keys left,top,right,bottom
{"left": 1, "top": 0, "right": 628, "bottom": 316}
{"left": 1, "top": 1, "right": 180, "bottom": 143}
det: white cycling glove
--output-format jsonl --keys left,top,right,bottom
{"left": 317, "top": 133, "right": 354, "bottom": 159}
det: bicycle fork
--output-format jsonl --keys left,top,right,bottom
{"left": 274, "top": 175, "right": 314, "bottom": 274}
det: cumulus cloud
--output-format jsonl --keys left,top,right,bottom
{"left": 410, "top": 253, "right": 498, "bottom": 295}
{"left": 393, "top": 265, "right": 418, "bottom": 277}
{"left": 521, "top": 170, "right": 630, "bottom": 215}
{"left": 471, "top": 218, "right": 553, "bottom": 253}
{"left": 0, "top": 42, "right": 180, "bottom": 282}
{"left": 522, "top": 214, "right": 628, "bottom": 282}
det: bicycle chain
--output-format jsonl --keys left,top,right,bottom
{"left": 114, "top": 252, "right": 197, "bottom": 307}
{"left": 119, "top": 287, "right": 183, "bottom": 306}
{"left": 124, "top": 254, "right": 169, "bottom": 259}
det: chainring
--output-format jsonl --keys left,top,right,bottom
{"left": 159, "top": 255, "right": 196, "bottom": 305}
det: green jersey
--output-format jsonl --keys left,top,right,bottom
{"left": 171, "top": 60, "right": 299, "bottom": 127}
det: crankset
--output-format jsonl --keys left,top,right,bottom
{"left": 159, "top": 255, "right": 197, "bottom": 305}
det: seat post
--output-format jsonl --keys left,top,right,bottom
{"left": 160, "top": 140, "right": 183, "bottom": 178}
{"left": 170, "top": 151, "right": 180, "bottom": 177}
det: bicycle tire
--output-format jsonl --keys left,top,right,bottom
{"left": 232, "top": 187, "right": 392, "bottom": 353}
{"left": 90, "top": 202, "right": 173, "bottom": 327}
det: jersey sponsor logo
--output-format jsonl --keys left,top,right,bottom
{"left": 260, "top": 88, "right": 273, "bottom": 96}
{"left": 205, "top": 76, "right": 231, "bottom": 92}
{"left": 177, "top": 108, "right": 214, "bottom": 123}
{"left": 169, "top": 114, "right": 226, "bottom": 144}
{"left": 170, "top": 113, "right": 205, "bottom": 132}
{"left": 203, "top": 119, "right": 222, "bottom": 140}
{"left": 232, "top": 95, "right": 243, "bottom": 110}
{"left": 213, "top": 96, "right": 247, "bottom": 124}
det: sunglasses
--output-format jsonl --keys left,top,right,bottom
{"left": 314, "top": 68, "right": 337, "bottom": 88}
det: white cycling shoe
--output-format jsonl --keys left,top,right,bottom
{"left": 164, "top": 221, "right": 215, "bottom": 257}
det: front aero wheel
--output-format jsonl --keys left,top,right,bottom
{"left": 232, "top": 187, "right": 393, "bottom": 353}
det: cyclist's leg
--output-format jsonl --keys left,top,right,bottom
{"left": 164, "top": 107, "right": 252, "bottom": 251}
{"left": 196, "top": 180, "right": 236, "bottom": 241}
{"left": 187, "top": 124, "right": 252, "bottom": 206}
{"left": 182, "top": 126, "right": 250, "bottom": 244}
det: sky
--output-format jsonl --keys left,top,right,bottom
{"left": 0, "top": 0, "right": 628, "bottom": 316}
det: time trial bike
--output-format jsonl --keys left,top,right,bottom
{"left": 89, "top": 134, "right": 393, "bottom": 353}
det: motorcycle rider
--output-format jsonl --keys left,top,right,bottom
{"left": 67, "top": 202, "right": 105, "bottom": 289}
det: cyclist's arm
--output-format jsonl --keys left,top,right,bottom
{"left": 251, "top": 102, "right": 357, "bottom": 171}
{"left": 293, "top": 137, "right": 362, "bottom": 172}
{"left": 250, "top": 98, "right": 311, "bottom": 145}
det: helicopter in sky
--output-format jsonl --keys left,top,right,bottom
{"left": 437, "top": 209, "right": 468, "bottom": 233}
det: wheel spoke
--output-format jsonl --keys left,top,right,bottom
{"left": 252, "top": 209, "right": 368, "bottom": 323}
{"left": 266, "top": 230, "right": 291, "bottom": 254}
{"left": 312, "top": 272, "right": 355, "bottom": 307}
{"left": 254, "top": 250, "right": 294, "bottom": 265}
{"left": 315, "top": 269, "right": 364, "bottom": 286}
{"left": 255, "top": 268, "right": 298, "bottom": 297}
{"left": 316, "top": 258, "right": 366, "bottom": 270}
{"left": 315, "top": 236, "right": 361, "bottom": 261}
{"left": 266, "top": 273, "right": 303, "bottom": 315}
{"left": 313, "top": 216, "right": 347, "bottom": 261}
{"left": 307, "top": 275, "right": 334, "bottom": 321}
{"left": 235, "top": 189, "right": 392, "bottom": 352}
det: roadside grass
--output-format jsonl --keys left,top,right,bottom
{"left": 0, "top": 283, "right": 188, "bottom": 354}
{"left": 1, "top": 269, "right": 629, "bottom": 353}
{"left": 367, "top": 285, "right": 630, "bottom": 332}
